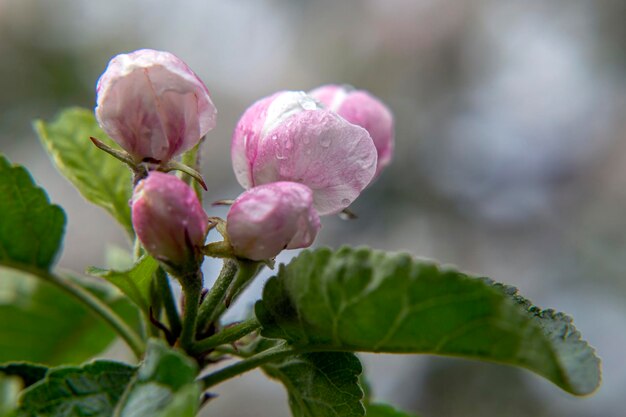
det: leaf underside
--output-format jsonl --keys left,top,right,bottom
{"left": 261, "top": 342, "right": 364, "bottom": 417}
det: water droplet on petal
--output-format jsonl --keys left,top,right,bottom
{"left": 275, "top": 149, "right": 287, "bottom": 160}
{"left": 320, "top": 136, "right": 332, "bottom": 148}
{"left": 341, "top": 198, "right": 351, "bottom": 206}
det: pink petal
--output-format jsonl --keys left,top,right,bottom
{"left": 132, "top": 172, "right": 208, "bottom": 265}
{"left": 226, "top": 182, "right": 321, "bottom": 261}
{"left": 310, "top": 85, "right": 394, "bottom": 179}
{"left": 96, "top": 49, "right": 217, "bottom": 162}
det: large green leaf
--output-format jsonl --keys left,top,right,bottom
{"left": 0, "top": 269, "right": 140, "bottom": 365}
{"left": 88, "top": 255, "right": 160, "bottom": 315}
{"left": 34, "top": 108, "right": 133, "bottom": 236}
{"left": 16, "top": 361, "right": 135, "bottom": 417}
{"left": 257, "top": 339, "right": 364, "bottom": 417}
{"left": 256, "top": 247, "right": 601, "bottom": 396}
{"left": 0, "top": 155, "right": 65, "bottom": 271}
{"left": 114, "top": 339, "right": 199, "bottom": 417}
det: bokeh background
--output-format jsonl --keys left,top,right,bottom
{"left": 1, "top": 0, "right": 625, "bottom": 416}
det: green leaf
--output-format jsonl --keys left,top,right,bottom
{"left": 16, "top": 361, "right": 135, "bottom": 417}
{"left": 88, "top": 255, "right": 160, "bottom": 315}
{"left": 114, "top": 339, "right": 199, "bottom": 417}
{"left": 366, "top": 404, "right": 418, "bottom": 417}
{"left": 34, "top": 107, "right": 134, "bottom": 236}
{"left": 0, "top": 155, "right": 65, "bottom": 271}
{"left": 0, "top": 363, "right": 48, "bottom": 388}
{"left": 178, "top": 141, "right": 204, "bottom": 201}
{"left": 16, "top": 341, "right": 199, "bottom": 417}
{"left": 0, "top": 374, "right": 21, "bottom": 417}
{"left": 0, "top": 269, "right": 140, "bottom": 365}
{"left": 256, "top": 247, "right": 601, "bottom": 396}
{"left": 262, "top": 348, "right": 364, "bottom": 417}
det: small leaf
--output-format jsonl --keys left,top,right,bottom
{"left": 179, "top": 140, "right": 204, "bottom": 201}
{"left": 366, "top": 403, "right": 418, "bottom": 417}
{"left": 265, "top": 352, "right": 364, "bottom": 417}
{"left": 17, "top": 361, "right": 135, "bottom": 417}
{"left": 0, "top": 363, "right": 48, "bottom": 388}
{"left": 255, "top": 339, "right": 364, "bottom": 417}
{"left": 114, "top": 339, "right": 200, "bottom": 417}
{"left": 88, "top": 255, "right": 160, "bottom": 314}
{"left": 16, "top": 341, "right": 199, "bottom": 417}
{"left": 34, "top": 108, "right": 134, "bottom": 236}
{"left": 0, "top": 269, "right": 140, "bottom": 365}
{"left": 0, "top": 155, "right": 65, "bottom": 271}
{"left": 256, "top": 247, "right": 601, "bottom": 396}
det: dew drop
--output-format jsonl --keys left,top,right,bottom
{"left": 275, "top": 149, "right": 288, "bottom": 160}
{"left": 341, "top": 198, "right": 351, "bottom": 205}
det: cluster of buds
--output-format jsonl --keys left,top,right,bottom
{"left": 95, "top": 49, "right": 394, "bottom": 265}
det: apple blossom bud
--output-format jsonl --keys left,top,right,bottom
{"left": 309, "top": 85, "right": 394, "bottom": 178}
{"left": 96, "top": 49, "right": 217, "bottom": 164}
{"left": 226, "top": 182, "right": 321, "bottom": 261}
{"left": 231, "top": 91, "right": 377, "bottom": 215}
{"left": 132, "top": 172, "right": 209, "bottom": 266}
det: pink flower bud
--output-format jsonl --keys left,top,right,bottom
{"left": 309, "top": 85, "right": 394, "bottom": 179}
{"left": 231, "top": 91, "right": 377, "bottom": 215}
{"left": 226, "top": 182, "right": 321, "bottom": 261}
{"left": 96, "top": 49, "right": 217, "bottom": 163}
{"left": 132, "top": 172, "right": 209, "bottom": 266}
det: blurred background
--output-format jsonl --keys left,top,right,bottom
{"left": 1, "top": 0, "right": 625, "bottom": 416}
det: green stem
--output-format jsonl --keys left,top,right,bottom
{"left": 156, "top": 268, "right": 182, "bottom": 339}
{"left": 0, "top": 261, "right": 145, "bottom": 358}
{"left": 200, "top": 342, "right": 294, "bottom": 389}
{"left": 196, "top": 259, "right": 238, "bottom": 332}
{"left": 179, "top": 269, "right": 203, "bottom": 350}
{"left": 190, "top": 318, "right": 260, "bottom": 355}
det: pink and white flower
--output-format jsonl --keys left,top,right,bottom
{"left": 231, "top": 91, "right": 377, "bottom": 215}
{"left": 226, "top": 182, "right": 321, "bottom": 261}
{"left": 96, "top": 49, "right": 217, "bottom": 163}
{"left": 309, "top": 85, "right": 394, "bottom": 179}
{"left": 132, "top": 172, "right": 209, "bottom": 266}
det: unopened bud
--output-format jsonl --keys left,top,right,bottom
{"left": 96, "top": 49, "right": 217, "bottom": 164}
{"left": 309, "top": 85, "right": 394, "bottom": 179}
{"left": 226, "top": 182, "right": 321, "bottom": 261}
{"left": 231, "top": 91, "right": 377, "bottom": 215}
{"left": 132, "top": 172, "right": 209, "bottom": 267}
